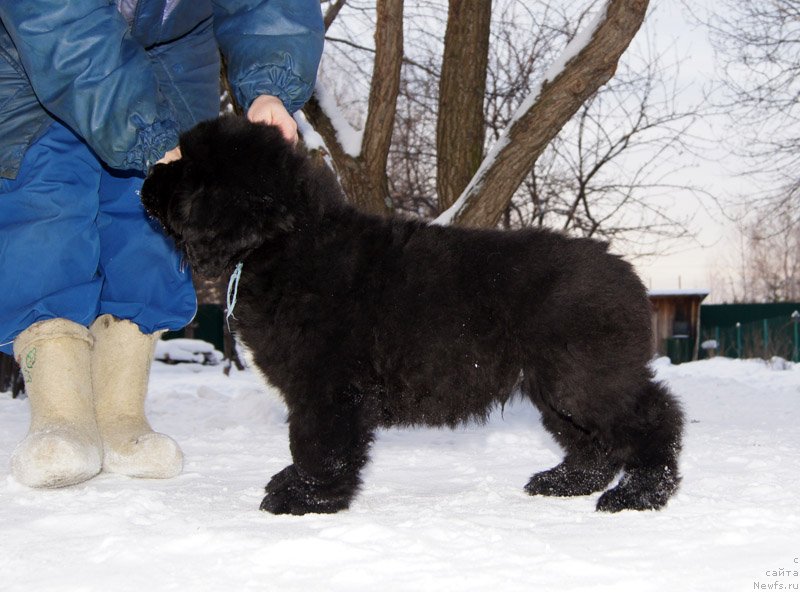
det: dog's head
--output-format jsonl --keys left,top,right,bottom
{"left": 141, "top": 117, "right": 298, "bottom": 278}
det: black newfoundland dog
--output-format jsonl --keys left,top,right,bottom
{"left": 141, "top": 116, "right": 683, "bottom": 515}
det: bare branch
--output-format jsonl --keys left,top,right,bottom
{"left": 325, "top": 35, "right": 438, "bottom": 76}
{"left": 323, "top": 0, "right": 348, "bottom": 31}
{"left": 442, "top": 0, "right": 650, "bottom": 227}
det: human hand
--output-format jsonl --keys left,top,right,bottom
{"left": 156, "top": 145, "right": 181, "bottom": 166}
{"left": 247, "top": 94, "right": 298, "bottom": 144}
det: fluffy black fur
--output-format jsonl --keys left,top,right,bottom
{"left": 141, "top": 116, "right": 684, "bottom": 515}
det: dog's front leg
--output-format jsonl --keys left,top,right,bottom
{"left": 260, "top": 392, "right": 373, "bottom": 515}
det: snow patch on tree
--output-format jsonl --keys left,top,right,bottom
{"left": 314, "top": 81, "right": 364, "bottom": 157}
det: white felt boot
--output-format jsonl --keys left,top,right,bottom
{"left": 90, "top": 315, "right": 182, "bottom": 478}
{"left": 11, "top": 319, "right": 103, "bottom": 488}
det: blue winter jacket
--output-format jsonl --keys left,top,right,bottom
{"left": 0, "top": 0, "right": 324, "bottom": 179}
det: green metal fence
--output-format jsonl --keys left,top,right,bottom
{"left": 699, "top": 303, "right": 800, "bottom": 361}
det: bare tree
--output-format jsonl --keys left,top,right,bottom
{"left": 441, "top": 0, "right": 651, "bottom": 227}
{"left": 706, "top": 205, "right": 800, "bottom": 304}
{"left": 701, "top": 0, "right": 800, "bottom": 223}
{"left": 305, "top": 0, "right": 403, "bottom": 216}
{"left": 317, "top": 0, "right": 700, "bottom": 259}
{"left": 499, "top": 42, "right": 701, "bottom": 258}
{"left": 312, "top": 0, "right": 651, "bottom": 228}
{"left": 741, "top": 211, "right": 800, "bottom": 302}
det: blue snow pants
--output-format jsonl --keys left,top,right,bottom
{"left": 0, "top": 121, "right": 196, "bottom": 354}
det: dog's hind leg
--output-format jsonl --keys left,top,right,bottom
{"left": 596, "top": 379, "right": 683, "bottom": 512}
{"left": 523, "top": 370, "right": 621, "bottom": 497}
{"left": 524, "top": 364, "right": 683, "bottom": 510}
{"left": 260, "top": 386, "right": 374, "bottom": 515}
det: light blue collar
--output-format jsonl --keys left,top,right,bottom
{"left": 226, "top": 262, "right": 244, "bottom": 331}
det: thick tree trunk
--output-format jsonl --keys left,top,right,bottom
{"left": 436, "top": 0, "right": 492, "bottom": 211}
{"left": 362, "top": 0, "right": 404, "bottom": 192}
{"left": 304, "top": 0, "right": 403, "bottom": 216}
{"left": 303, "top": 97, "right": 393, "bottom": 215}
{"left": 441, "top": 0, "right": 650, "bottom": 228}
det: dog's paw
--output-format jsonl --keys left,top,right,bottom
{"left": 595, "top": 467, "right": 679, "bottom": 512}
{"left": 260, "top": 464, "right": 352, "bottom": 515}
{"left": 525, "top": 463, "right": 618, "bottom": 497}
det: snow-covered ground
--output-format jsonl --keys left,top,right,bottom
{"left": 1, "top": 356, "right": 798, "bottom": 591}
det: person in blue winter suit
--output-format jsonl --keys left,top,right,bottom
{"left": 0, "top": 1, "right": 323, "bottom": 488}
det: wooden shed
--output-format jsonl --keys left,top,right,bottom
{"left": 648, "top": 289, "right": 710, "bottom": 363}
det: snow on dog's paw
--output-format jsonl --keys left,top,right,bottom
{"left": 596, "top": 467, "right": 679, "bottom": 512}
{"left": 260, "top": 464, "right": 351, "bottom": 516}
{"left": 526, "top": 462, "right": 619, "bottom": 497}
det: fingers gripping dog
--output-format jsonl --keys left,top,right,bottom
{"left": 141, "top": 116, "right": 684, "bottom": 515}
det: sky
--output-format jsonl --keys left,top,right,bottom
{"left": 627, "top": 0, "right": 745, "bottom": 295}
